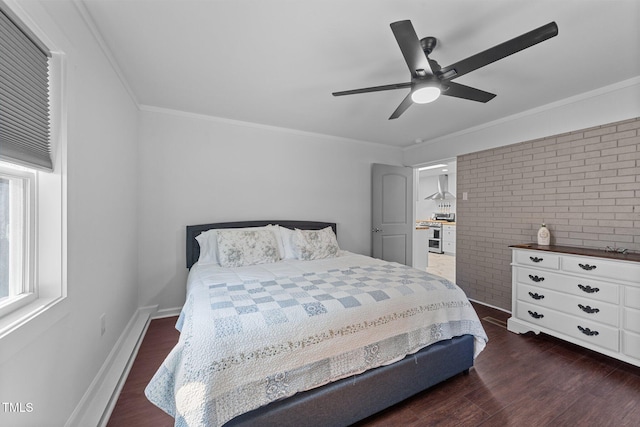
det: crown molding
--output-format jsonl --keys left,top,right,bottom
{"left": 405, "top": 76, "right": 640, "bottom": 151}
{"left": 139, "top": 104, "right": 399, "bottom": 151}
{"left": 72, "top": 0, "right": 139, "bottom": 108}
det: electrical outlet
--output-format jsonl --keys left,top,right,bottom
{"left": 462, "top": 192, "right": 468, "bottom": 201}
{"left": 100, "top": 314, "right": 106, "bottom": 336}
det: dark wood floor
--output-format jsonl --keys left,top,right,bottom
{"left": 108, "top": 303, "right": 640, "bottom": 426}
{"left": 107, "top": 316, "right": 178, "bottom": 427}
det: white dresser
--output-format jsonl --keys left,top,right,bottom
{"left": 508, "top": 244, "right": 640, "bottom": 367}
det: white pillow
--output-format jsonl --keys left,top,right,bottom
{"left": 279, "top": 226, "right": 297, "bottom": 259}
{"left": 216, "top": 228, "right": 281, "bottom": 268}
{"left": 292, "top": 227, "right": 340, "bottom": 260}
{"left": 195, "top": 229, "right": 220, "bottom": 265}
{"left": 195, "top": 225, "right": 283, "bottom": 265}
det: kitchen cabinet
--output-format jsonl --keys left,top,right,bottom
{"left": 508, "top": 244, "right": 640, "bottom": 367}
{"left": 443, "top": 224, "right": 456, "bottom": 254}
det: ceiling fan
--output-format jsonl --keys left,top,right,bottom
{"left": 332, "top": 20, "right": 558, "bottom": 119}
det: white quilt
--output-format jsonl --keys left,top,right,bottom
{"left": 145, "top": 252, "right": 487, "bottom": 426}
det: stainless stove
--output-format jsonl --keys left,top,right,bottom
{"left": 421, "top": 213, "right": 454, "bottom": 254}
{"left": 426, "top": 221, "right": 443, "bottom": 253}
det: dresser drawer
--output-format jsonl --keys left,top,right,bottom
{"left": 623, "top": 331, "right": 640, "bottom": 359}
{"left": 517, "top": 283, "right": 619, "bottom": 327}
{"left": 624, "top": 307, "right": 640, "bottom": 334}
{"left": 515, "top": 267, "right": 619, "bottom": 304}
{"left": 516, "top": 300, "right": 619, "bottom": 352}
{"left": 514, "top": 250, "right": 559, "bottom": 269}
{"left": 562, "top": 255, "right": 640, "bottom": 283}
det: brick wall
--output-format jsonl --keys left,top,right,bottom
{"left": 456, "top": 117, "right": 640, "bottom": 310}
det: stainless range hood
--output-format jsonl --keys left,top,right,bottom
{"left": 425, "top": 174, "right": 456, "bottom": 200}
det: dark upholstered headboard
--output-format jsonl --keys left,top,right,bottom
{"left": 186, "top": 220, "right": 337, "bottom": 269}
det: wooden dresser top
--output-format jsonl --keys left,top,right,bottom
{"left": 510, "top": 243, "right": 640, "bottom": 263}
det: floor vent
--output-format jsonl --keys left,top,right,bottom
{"left": 482, "top": 316, "right": 507, "bottom": 329}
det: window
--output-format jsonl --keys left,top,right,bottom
{"left": 0, "top": 3, "right": 61, "bottom": 330}
{"left": 0, "top": 163, "right": 35, "bottom": 316}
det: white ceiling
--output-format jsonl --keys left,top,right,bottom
{"left": 80, "top": 0, "right": 640, "bottom": 148}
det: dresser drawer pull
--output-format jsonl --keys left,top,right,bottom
{"left": 578, "top": 304, "right": 600, "bottom": 314}
{"left": 577, "top": 326, "right": 599, "bottom": 336}
{"left": 528, "top": 292, "right": 545, "bottom": 300}
{"left": 528, "top": 274, "right": 545, "bottom": 283}
{"left": 578, "top": 263, "right": 597, "bottom": 271}
{"left": 529, "top": 256, "right": 544, "bottom": 263}
{"left": 528, "top": 310, "right": 544, "bottom": 319}
{"left": 578, "top": 284, "right": 600, "bottom": 294}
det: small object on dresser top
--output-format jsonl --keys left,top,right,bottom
{"left": 537, "top": 223, "right": 550, "bottom": 245}
{"left": 605, "top": 246, "right": 628, "bottom": 254}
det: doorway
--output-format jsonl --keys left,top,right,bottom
{"left": 415, "top": 159, "right": 457, "bottom": 283}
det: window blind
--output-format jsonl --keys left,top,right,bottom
{"left": 0, "top": 8, "right": 52, "bottom": 171}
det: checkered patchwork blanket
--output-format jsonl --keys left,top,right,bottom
{"left": 145, "top": 255, "right": 487, "bottom": 427}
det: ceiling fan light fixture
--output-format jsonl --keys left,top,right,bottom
{"left": 411, "top": 86, "right": 441, "bottom": 104}
{"left": 334, "top": 20, "right": 558, "bottom": 119}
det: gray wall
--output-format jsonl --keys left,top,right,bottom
{"left": 137, "top": 108, "right": 403, "bottom": 311}
{"left": 456, "top": 117, "right": 640, "bottom": 310}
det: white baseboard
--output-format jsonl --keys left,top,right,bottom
{"left": 468, "top": 298, "right": 511, "bottom": 315}
{"left": 65, "top": 305, "right": 157, "bottom": 427}
{"left": 152, "top": 305, "right": 182, "bottom": 319}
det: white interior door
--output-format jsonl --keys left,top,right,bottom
{"left": 372, "top": 163, "right": 414, "bottom": 265}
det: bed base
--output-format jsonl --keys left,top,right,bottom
{"left": 225, "top": 334, "right": 474, "bottom": 427}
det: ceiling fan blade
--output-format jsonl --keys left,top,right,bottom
{"left": 439, "top": 22, "right": 558, "bottom": 80}
{"left": 389, "top": 92, "right": 414, "bottom": 120}
{"left": 442, "top": 81, "right": 496, "bottom": 103}
{"left": 390, "top": 20, "right": 433, "bottom": 77}
{"left": 332, "top": 82, "right": 412, "bottom": 96}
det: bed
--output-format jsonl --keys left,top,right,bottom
{"left": 145, "top": 220, "right": 487, "bottom": 426}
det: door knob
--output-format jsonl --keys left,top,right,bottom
{"left": 372, "top": 227, "right": 382, "bottom": 232}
